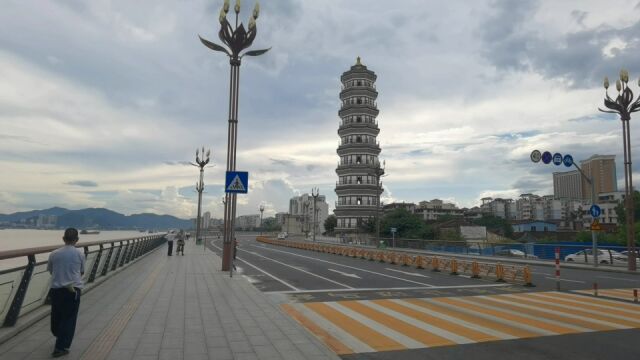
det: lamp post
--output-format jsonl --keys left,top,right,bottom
{"left": 374, "top": 160, "right": 386, "bottom": 246}
{"left": 259, "top": 204, "right": 264, "bottom": 235}
{"left": 599, "top": 69, "right": 639, "bottom": 271}
{"left": 200, "top": 0, "right": 270, "bottom": 271}
{"left": 191, "top": 147, "right": 211, "bottom": 251}
{"left": 311, "top": 188, "right": 320, "bottom": 242}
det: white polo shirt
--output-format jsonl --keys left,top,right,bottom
{"left": 47, "top": 245, "right": 86, "bottom": 289}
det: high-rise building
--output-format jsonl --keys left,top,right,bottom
{"left": 580, "top": 154, "right": 617, "bottom": 198}
{"left": 553, "top": 170, "right": 582, "bottom": 200}
{"left": 289, "top": 194, "right": 329, "bottom": 234}
{"left": 203, "top": 211, "right": 211, "bottom": 229}
{"left": 334, "top": 57, "right": 383, "bottom": 237}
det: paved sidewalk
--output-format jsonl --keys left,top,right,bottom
{"left": 0, "top": 240, "right": 339, "bottom": 360}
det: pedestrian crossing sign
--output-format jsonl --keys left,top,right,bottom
{"left": 225, "top": 171, "right": 249, "bottom": 194}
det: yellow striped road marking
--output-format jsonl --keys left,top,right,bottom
{"left": 281, "top": 304, "right": 357, "bottom": 355}
{"left": 550, "top": 291, "right": 640, "bottom": 312}
{"left": 380, "top": 299, "right": 511, "bottom": 342}
{"left": 491, "top": 295, "right": 624, "bottom": 331}
{"left": 531, "top": 292, "right": 640, "bottom": 318}
{"left": 439, "top": 297, "right": 579, "bottom": 335}
{"left": 507, "top": 293, "right": 640, "bottom": 328}
{"left": 325, "top": 302, "right": 426, "bottom": 349}
{"left": 352, "top": 300, "right": 471, "bottom": 346}
{"left": 405, "top": 298, "right": 539, "bottom": 338}
{"left": 304, "top": 302, "right": 405, "bottom": 352}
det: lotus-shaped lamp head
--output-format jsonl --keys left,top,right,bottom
{"left": 599, "top": 69, "right": 640, "bottom": 121}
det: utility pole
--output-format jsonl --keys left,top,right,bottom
{"left": 375, "top": 160, "right": 386, "bottom": 246}
{"left": 311, "top": 188, "right": 320, "bottom": 242}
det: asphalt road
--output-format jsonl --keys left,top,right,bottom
{"left": 206, "top": 234, "right": 640, "bottom": 359}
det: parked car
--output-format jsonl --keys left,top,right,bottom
{"left": 277, "top": 232, "right": 288, "bottom": 240}
{"left": 495, "top": 249, "right": 537, "bottom": 259}
{"left": 565, "top": 249, "right": 627, "bottom": 264}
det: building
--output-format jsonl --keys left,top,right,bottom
{"left": 414, "top": 199, "right": 465, "bottom": 220}
{"left": 289, "top": 194, "right": 329, "bottom": 235}
{"left": 382, "top": 202, "right": 416, "bottom": 215}
{"left": 275, "top": 212, "right": 287, "bottom": 227}
{"left": 334, "top": 57, "right": 383, "bottom": 237}
{"left": 36, "top": 215, "right": 57, "bottom": 228}
{"left": 553, "top": 170, "right": 582, "bottom": 200}
{"left": 235, "top": 215, "right": 260, "bottom": 230}
{"left": 203, "top": 211, "right": 211, "bottom": 229}
{"left": 480, "top": 198, "right": 516, "bottom": 219}
{"left": 580, "top": 154, "right": 617, "bottom": 199}
{"left": 512, "top": 220, "right": 558, "bottom": 233}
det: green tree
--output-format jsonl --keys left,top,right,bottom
{"left": 381, "top": 208, "right": 432, "bottom": 239}
{"left": 614, "top": 190, "right": 640, "bottom": 244}
{"left": 324, "top": 215, "right": 337, "bottom": 235}
{"left": 473, "top": 215, "right": 514, "bottom": 239}
{"left": 262, "top": 217, "right": 281, "bottom": 232}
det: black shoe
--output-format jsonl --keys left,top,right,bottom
{"left": 52, "top": 349, "right": 69, "bottom": 357}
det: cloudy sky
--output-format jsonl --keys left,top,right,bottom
{"left": 1, "top": 0, "right": 639, "bottom": 219}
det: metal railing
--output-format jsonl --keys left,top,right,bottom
{"left": 0, "top": 234, "right": 166, "bottom": 327}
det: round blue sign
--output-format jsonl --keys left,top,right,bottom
{"left": 552, "top": 153, "right": 563, "bottom": 166}
{"left": 563, "top": 154, "right": 573, "bottom": 167}
{"left": 541, "top": 151, "right": 552, "bottom": 164}
{"left": 589, "top": 204, "right": 601, "bottom": 218}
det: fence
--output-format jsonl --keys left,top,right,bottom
{"left": 0, "top": 234, "right": 166, "bottom": 328}
{"left": 256, "top": 236, "right": 533, "bottom": 286}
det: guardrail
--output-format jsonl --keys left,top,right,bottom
{"left": 0, "top": 234, "right": 166, "bottom": 328}
{"left": 256, "top": 237, "right": 533, "bottom": 286}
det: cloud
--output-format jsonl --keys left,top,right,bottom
{"left": 65, "top": 180, "right": 98, "bottom": 187}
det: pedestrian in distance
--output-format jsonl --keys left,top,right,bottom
{"left": 233, "top": 237, "right": 238, "bottom": 260}
{"left": 176, "top": 230, "right": 185, "bottom": 256}
{"left": 47, "top": 228, "right": 85, "bottom": 358}
{"left": 167, "top": 229, "right": 175, "bottom": 256}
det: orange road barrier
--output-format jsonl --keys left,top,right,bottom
{"left": 593, "top": 283, "right": 598, "bottom": 296}
{"left": 400, "top": 254, "right": 411, "bottom": 266}
{"left": 377, "top": 251, "right": 385, "bottom": 262}
{"left": 431, "top": 257, "right": 441, "bottom": 272}
{"left": 471, "top": 261, "right": 480, "bottom": 278}
{"left": 523, "top": 266, "right": 534, "bottom": 287}
{"left": 414, "top": 255, "right": 425, "bottom": 269}
{"left": 495, "top": 263, "right": 505, "bottom": 282}
{"left": 634, "top": 289, "right": 638, "bottom": 303}
{"left": 450, "top": 259, "right": 458, "bottom": 275}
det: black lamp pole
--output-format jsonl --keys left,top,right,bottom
{"left": 599, "top": 69, "right": 639, "bottom": 271}
{"left": 259, "top": 204, "right": 264, "bottom": 235}
{"left": 200, "top": 0, "right": 270, "bottom": 271}
{"left": 311, "top": 188, "right": 319, "bottom": 242}
{"left": 191, "top": 147, "right": 211, "bottom": 251}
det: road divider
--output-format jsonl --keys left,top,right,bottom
{"left": 256, "top": 237, "right": 534, "bottom": 286}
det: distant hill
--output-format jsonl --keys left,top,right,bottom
{"left": 0, "top": 207, "right": 192, "bottom": 230}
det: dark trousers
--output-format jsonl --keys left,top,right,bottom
{"left": 167, "top": 241, "right": 173, "bottom": 256}
{"left": 50, "top": 287, "right": 81, "bottom": 350}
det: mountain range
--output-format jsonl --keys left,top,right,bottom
{"left": 0, "top": 207, "right": 193, "bottom": 230}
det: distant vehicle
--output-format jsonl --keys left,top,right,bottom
{"left": 621, "top": 250, "right": 640, "bottom": 259}
{"left": 495, "top": 248, "right": 537, "bottom": 259}
{"left": 80, "top": 230, "right": 100, "bottom": 235}
{"left": 565, "top": 249, "right": 626, "bottom": 264}
{"left": 277, "top": 232, "right": 288, "bottom": 240}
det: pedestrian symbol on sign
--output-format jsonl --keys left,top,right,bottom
{"left": 225, "top": 171, "right": 249, "bottom": 194}
{"left": 227, "top": 175, "right": 245, "bottom": 192}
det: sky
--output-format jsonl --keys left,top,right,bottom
{"left": 1, "top": 0, "right": 640, "bottom": 219}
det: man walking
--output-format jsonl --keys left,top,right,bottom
{"left": 47, "top": 228, "right": 85, "bottom": 357}
{"left": 167, "top": 229, "right": 175, "bottom": 256}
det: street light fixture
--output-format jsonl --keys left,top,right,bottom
{"left": 200, "top": 0, "right": 270, "bottom": 271}
{"left": 259, "top": 204, "right": 264, "bottom": 235}
{"left": 311, "top": 188, "right": 320, "bottom": 242}
{"left": 599, "top": 69, "right": 639, "bottom": 271}
{"left": 374, "top": 160, "right": 386, "bottom": 246}
{"left": 191, "top": 147, "right": 211, "bottom": 252}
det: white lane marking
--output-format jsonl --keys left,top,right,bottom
{"left": 291, "top": 303, "right": 374, "bottom": 353}
{"left": 422, "top": 298, "right": 553, "bottom": 336}
{"left": 210, "top": 243, "right": 299, "bottom": 291}
{"left": 244, "top": 250, "right": 354, "bottom": 289}
{"left": 596, "top": 275, "right": 640, "bottom": 282}
{"left": 391, "top": 299, "right": 516, "bottom": 340}
{"left": 544, "top": 277, "right": 586, "bottom": 284}
{"left": 248, "top": 244, "right": 435, "bottom": 287}
{"left": 324, "top": 302, "right": 425, "bottom": 349}
{"left": 361, "top": 300, "right": 474, "bottom": 344}
{"left": 328, "top": 269, "right": 362, "bottom": 279}
{"left": 531, "top": 271, "right": 551, "bottom": 276}
{"left": 264, "top": 283, "right": 511, "bottom": 294}
{"left": 385, "top": 268, "right": 430, "bottom": 278}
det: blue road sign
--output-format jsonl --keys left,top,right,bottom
{"left": 225, "top": 171, "right": 249, "bottom": 194}
{"left": 589, "top": 204, "right": 601, "bottom": 218}
{"left": 542, "top": 151, "right": 552, "bottom": 164}
{"left": 563, "top": 154, "right": 574, "bottom": 167}
{"left": 552, "top": 153, "right": 563, "bottom": 166}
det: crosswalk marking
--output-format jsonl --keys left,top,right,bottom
{"left": 574, "top": 288, "right": 640, "bottom": 303}
{"left": 283, "top": 291, "right": 640, "bottom": 355}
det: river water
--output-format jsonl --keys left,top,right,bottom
{"left": 0, "top": 229, "right": 163, "bottom": 270}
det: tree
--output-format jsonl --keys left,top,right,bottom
{"left": 614, "top": 190, "right": 640, "bottom": 244}
{"left": 261, "top": 217, "right": 281, "bottom": 232}
{"left": 473, "top": 215, "right": 514, "bottom": 239}
{"left": 381, "top": 208, "right": 432, "bottom": 239}
{"left": 324, "top": 215, "right": 337, "bottom": 235}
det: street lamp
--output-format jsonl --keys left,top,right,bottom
{"left": 259, "top": 204, "right": 264, "bottom": 235}
{"left": 200, "top": 0, "right": 270, "bottom": 271}
{"left": 374, "top": 160, "right": 386, "bottom": 246}
{"left": 599, "top": 69, "right": 639, "bottom": 271}
{"left": 191, "top": 147, "right": 211, "bottom": 251}
{"left": 311, "top": 188, "right": 320, "bottom": 242}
